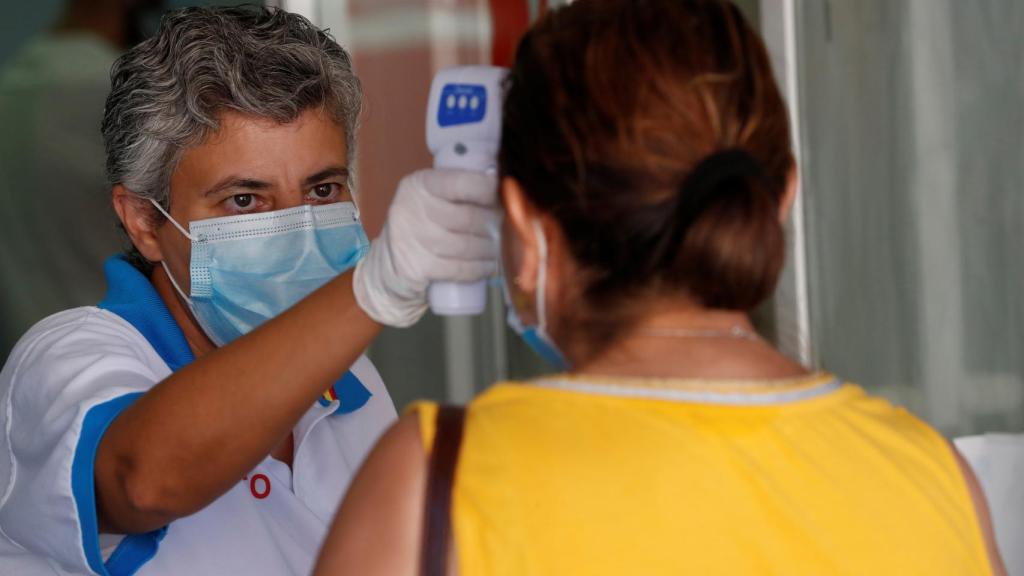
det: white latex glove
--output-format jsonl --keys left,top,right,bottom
{"left": 353, "top": 168, "right": 499, "bottom": 327}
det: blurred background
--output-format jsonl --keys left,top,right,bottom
{"left": 0, "top": 0, "right": 247, "bottom": 371}
{"left": 1, "top": 0, "right": 1021, "bottom": 440}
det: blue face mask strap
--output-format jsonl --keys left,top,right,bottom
{"left": 148, "top": 198, "right": 196, "bottom": 242}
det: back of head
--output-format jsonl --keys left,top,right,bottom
{"left": 500, "top": 0, "right": 794, "bottom": 358}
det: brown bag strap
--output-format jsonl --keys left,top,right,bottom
{"left": 421, "top": 405, "right": 466, "bottom": 576}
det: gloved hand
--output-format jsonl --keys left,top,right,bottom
{"left": 353, "top": 168, "right": 499, "bottom": 327}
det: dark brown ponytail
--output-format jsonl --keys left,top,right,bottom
{"left": 500, "top": 0, "right": 794, "bottom": 359}
{"left": 665, "top": 149, "right": 785, "bottom": 311}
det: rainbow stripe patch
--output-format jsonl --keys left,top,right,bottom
{"left": 319, "top": 386, "right": 339, "bottom": 407}
{"left": 317, "top": 371, "right": 372, "bottom": 414}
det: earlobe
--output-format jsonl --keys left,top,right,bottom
{"left": 113, "top": 185, "right": 164, "bottom": 262}
{"left": 501, "top": 178, "right": 540, "bottom": 293}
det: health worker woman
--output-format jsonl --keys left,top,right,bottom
{"left": 317, "top": 0, "right": 1007, "bottom": 574}
{"left": 0, "top": 6, "right": 497, "bottom": 576}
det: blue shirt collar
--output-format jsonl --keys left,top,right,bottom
{"left": 97, "top": 256, "right": 195, "bottom": 372}
{"left": 95, "top": 255, "right": 370, "bottom": 414}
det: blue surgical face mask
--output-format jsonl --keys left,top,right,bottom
{"left": 150, "top": 200, "right": 369, "bottom": 346}
{"left": 502, "top": 220, "right": 570, "bottom": 370}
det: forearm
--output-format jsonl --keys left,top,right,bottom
{"left": 96, "top": 270, "right": 380, "bottom": 533}
{"left": 94, "top": 168, "right": 498, "bottom": 534}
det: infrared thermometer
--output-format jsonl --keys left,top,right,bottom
{"left": 426, "top": 65, "right": 508, "bottom": 316}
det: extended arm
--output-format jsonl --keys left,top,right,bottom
{"left": 95, "top": 169, "right": 496, "bottom": 534}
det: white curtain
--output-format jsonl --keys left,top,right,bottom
{"left": 796, "top": 0, "right": 1024, "bottom": 435}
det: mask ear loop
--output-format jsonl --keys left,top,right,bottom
{"left": 160, "top": 261, "right": 191, "bottom": 302}
{"left": 148, "top": 198, "right": 195, "bottom": 242}
{"left": 529, "top": 219, "right": 570, "bottom": 369}
{"left": 531, "top": 219, "right": 551, "bottom": 334}
{"left": 147, "top": 199, "right": 194, "bottom": 301}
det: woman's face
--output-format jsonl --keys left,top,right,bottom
{"left": 155, "top": 107, "right": 352, "bottom": 295}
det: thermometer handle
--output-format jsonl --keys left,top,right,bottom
{"left": 429, "top": 280, "right": 488, "bottom": 315}
{"left": 426, "top": 66, "right": 506, "bottom": 316}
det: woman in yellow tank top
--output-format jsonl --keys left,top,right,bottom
{"left": 317, "top": 0, "right": 1006, "bottom": 574}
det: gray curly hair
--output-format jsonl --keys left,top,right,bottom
{"left": 102, "top": 5, "right": 362, "bottom": 268}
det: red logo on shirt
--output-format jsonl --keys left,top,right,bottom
{"left": 243, "top": 474, "right": 272, "bottom": 499}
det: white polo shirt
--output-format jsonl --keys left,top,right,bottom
{"left": 0, "top": 256, "right": 398, "bottom": 575}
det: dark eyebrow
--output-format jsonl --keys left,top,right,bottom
{"left": 303, "top": 166, "right": 350, "bottom": 187}
{"left": 202, "top": 177, "right": 271, "bottom": 197}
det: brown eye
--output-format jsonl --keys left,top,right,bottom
{"left": 312, "top": 184, "right": 335, "bottom": 200}
{"left": 232, "top": 194, "right": 253, "bottom": 208}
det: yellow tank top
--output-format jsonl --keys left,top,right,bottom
{"left": 412, "top": 374, "right": 993, "bottom": 575}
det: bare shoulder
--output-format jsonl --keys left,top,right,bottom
{"left": 950, "top": 442, "right": 1007, "bottom": 576}
{"left": 315, "top": 413, "right": 428, "bottom": 576}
